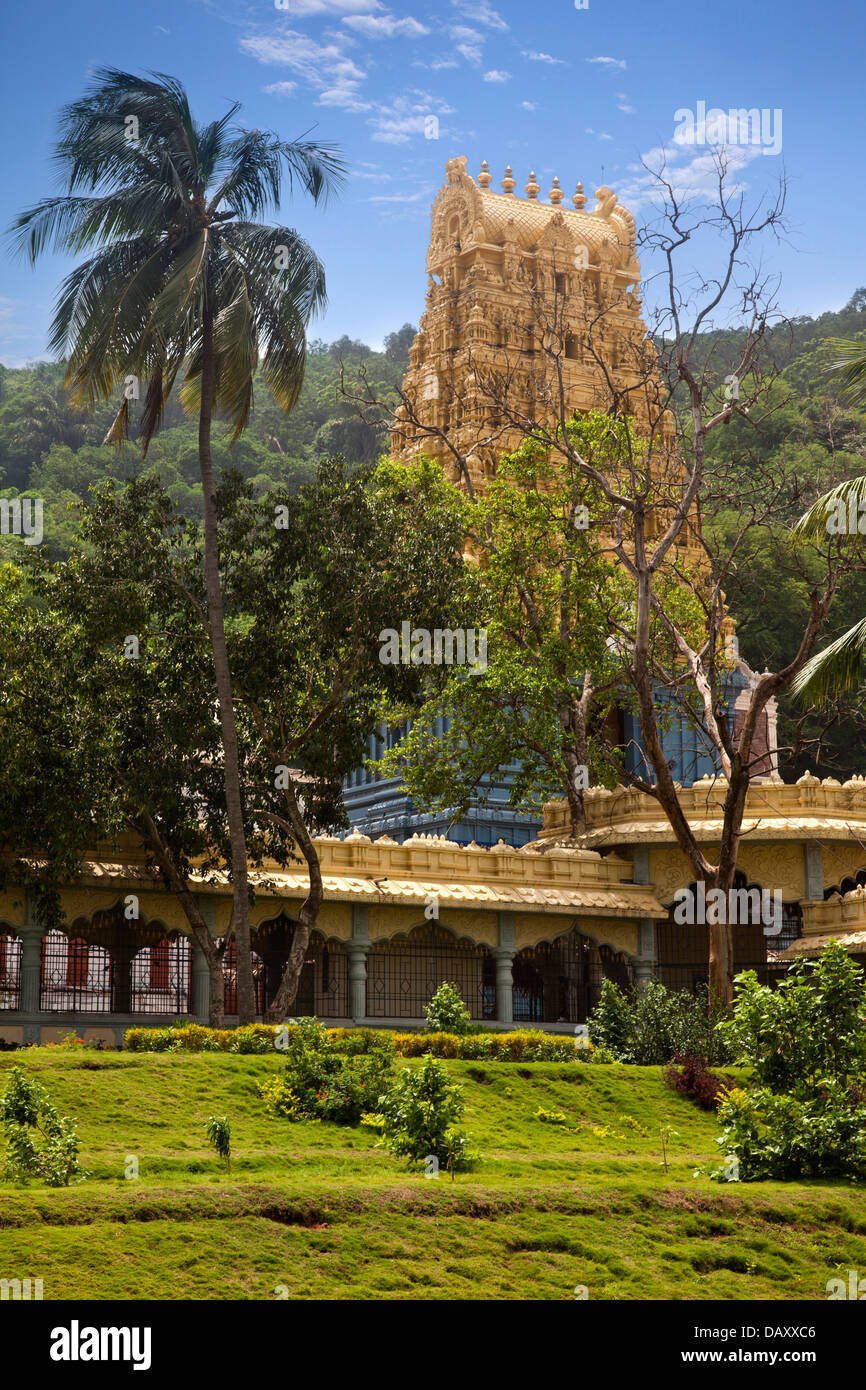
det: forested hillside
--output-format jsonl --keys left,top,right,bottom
{"left": 0, "top": 323, "right": 415, "bottom": 553}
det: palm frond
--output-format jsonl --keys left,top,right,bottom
{"left": 824, "top": 337, "right": 866, "bottom": 406}
{"left": 793, "top": 471, "right": 866, "bottom": 543}
{"left": 790, "top": 615, "right": 866, "bottom": 705}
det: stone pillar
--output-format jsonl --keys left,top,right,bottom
{"left": 491, "top": 947, "right": 515, "bottom": 1025}
{"left": 634, "top": 918, "right": 656, "bottom": 991}
{"left": 348, "top": 905, "right": 370, "bottom": 1022}
{"left": 18, "top": 924, "right": 42, "bottom": 1015}
{"left": 496, "top": 911, "right": 516, "bottom": 1025}
{"left": 345, "top": 942, "right": 370, "bottom": 1021}
{"left": 804, "top": 842, "right": 823, "bottom": 901}
{"left": 191, "top": 939, "right": 210, "bottom": 1021}
{"left": 632, "top": 846, "right": 650, "bottom": 885}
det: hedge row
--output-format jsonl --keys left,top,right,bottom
{"left": 122, "top": 1022, "right": 605, "bottom": 1062}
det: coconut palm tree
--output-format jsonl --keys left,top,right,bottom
{"left": 9, "top": 68, "right": 344, "bottom": 1022}
{"left": 791, "top": 342, "right": 866, "bottom": 705}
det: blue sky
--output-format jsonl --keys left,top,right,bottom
{"left": 1, "top": 0, "right": 864, "bottom": 364}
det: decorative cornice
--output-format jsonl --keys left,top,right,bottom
{"left": 540, "top": 774, "right": 866, "bottom": 847}
{"left": 52, "top": 830, "right": 667, "bottom": 921}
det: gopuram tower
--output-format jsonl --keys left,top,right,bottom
{"left": 390, "top": 155, "right": 656, "bottom": 493}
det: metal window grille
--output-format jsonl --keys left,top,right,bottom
{"left": 0, "top": 932, "right": 21, "bottom": 1011}
{"left": 41, "top": 930, "right": 111, "bottom": 1012}
{"left": 513, "top": 928, "right": 632, "bottom": 1024}
{"left": 130, "top": 936, "right": 192, "bottom": 1014}
{"left": 223, "top": 917, "right": 349, "bottom": 1019}
{"left": 38, "top": 917, "right": 192, "bottom": 1014}
{"left": 657, "top": 898, "right": 803, "bottom": 993}
{"left": 222, "top": 945, "right": 266, "bottom": 1016}
{"left": 366, "top": 923, "right": 495, "bottom": 1020}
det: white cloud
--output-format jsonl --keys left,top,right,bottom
{"left": 483, "top": 69, "right": 510, "bottom": 83}
{"left": 344, "top": 12, "right": 429, "bottom": 37}
{"left": 241, "top": 31, "right": 370, "bottom": 109}
{"left": 521, "top": 100, "right": 537, "bottom": 111}
{"left": 367, "top": 91, "right": 454, "bottom": 144}
{"left": 587, "top": 56, "right": 627, "bottom": 70}
{"left": 273, "top": 0, "right": 380, "bottom": 14}
{"left": 450, "top": 24, "right": 484, "bottom": 63}
{"left": 618, "top": 141, "right": 765, "bottom": 212}
{"left": 450, "top": 0, "right": 508, "bottom": 29}
{"left": 617, "top": 94, "right": 636, "bottom": 114}
{"left": 522, "top": 50, "right": 563, "bottom": 64}
{"left": 263, "top": 81, "right": 297, "bottom": 96}
{"left": 369, "top": 189, "right": 433, "bottom": 203}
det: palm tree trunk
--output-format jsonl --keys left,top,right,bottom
{"left": 198, "top": 300, "right": 256, "bottom": 1024}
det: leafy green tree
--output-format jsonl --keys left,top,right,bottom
{"left": 9, "top": 67, "right": 343, "bottom": 1022}
{"left": 0, "top": 481, "right": 243, "bottom": 1022}
{"left": 425, "top": 982, "right": 472, "bottom": 1035}
{"left": 377, "top": 416, "right": 703, "bottom": 837}
{"left": 221, "top": 455, "right": 471, "bottom": 1017}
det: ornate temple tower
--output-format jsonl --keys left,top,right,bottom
{"left": 391, "top": 155, "right": 654, "bottom": 492}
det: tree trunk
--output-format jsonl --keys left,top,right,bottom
{"left": 135, "top": 814, "right": 226, "bottom": 1027}
{"left": 264, "top": 786, "right": 324, "bottom": 1021}
{"left": 707, "top": 891, "right": 733, "bottom": 1010}
{"left": 197, "top": 300, "right": 256, "bottom": 1024}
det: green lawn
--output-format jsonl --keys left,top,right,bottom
{"left": 0, "top": 1050, "right": 863, "bottom": 1300}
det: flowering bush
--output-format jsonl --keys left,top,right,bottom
{"left": 259, "top": 1018, "right": 393, "bottom": 1126}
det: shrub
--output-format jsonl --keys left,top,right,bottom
{"left": 588, "top": 979, "right": 633, "bottom": 1058}
{"left": 588, "top": 980, "right": 730, "bottom": 1065}
{"left": 665, "top": 1054, "right": 726, "bottom": 1110}
{"left": 206, "top": 1116, "right": 231, "bottom": 1175}
{"left": 393, "top": 1029, "right": 594, "bottom": 1062}
{"left": 425, "top": 982, "right": 472, "bottom": 1035}
{"left": 714, "top": 1080, "right": 866, "bottom": 1182}
{"left": 260, "top": 1018, "right": 393, "bottom": 1126}
{"left": 378, "top": 1054, "right": 477, "bottom": 1171}
{"left": 720, "top": 940, "right": 866, "bottom": 1094}
{"left": 707, "top": 944, "right": 866, "bottom": 1183}
{"left": 0, "top": 1067, "right": 85, "bottom": 1187}
{"left": 124, "top": 1021, "right": 611, "bottom": 1062}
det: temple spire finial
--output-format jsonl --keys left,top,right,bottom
{"left": 478, "top": 159, "right": 492, "bottom": 188}
{"left": 572, "top": 180, "right": 587, "bottom": 210}
{"left": 525, "top": 170, "right": 540, "bottom": 200}
{"left": 549, "top": 175, "right": 563, "bottom": 205}
{"left": 502, "top": 164, "right": 516, "bottom": 196}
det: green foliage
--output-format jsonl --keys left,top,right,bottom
{"left": 720, "top": 940, "right": 866, "bottom": 1093}
{"left": 714, "top": 1081, "right": 866, "bottom": 1183}
{"left": 0, "top": 1067, "right": 84, "bottom": 1187}
{"left": 374, "top": 412, "right": 709, "bottom": 833}
{"left": 710, "top": 944, "right": 866, "bottom": 1182}
{"left": 259, "top": 1017, "right": 393, "bottom": 1126}
{"left": 377, "top": 1054, "right": 477, "bottom": 1171}
{"left": 205, "top": 1116, "right": 231, "bottom": 1174}
{"left": 393, "top": 1030, "right": 600, "bottom": 1061}
{"left": 589, "top": 980, "right": 730, "bottom": 1065}
{"left": 424, "top": 982, "right": 472, "bottom": 1035}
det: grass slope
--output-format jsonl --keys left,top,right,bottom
{"left": 0, "top": 1051, "right": 863, "bottom": 1301}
